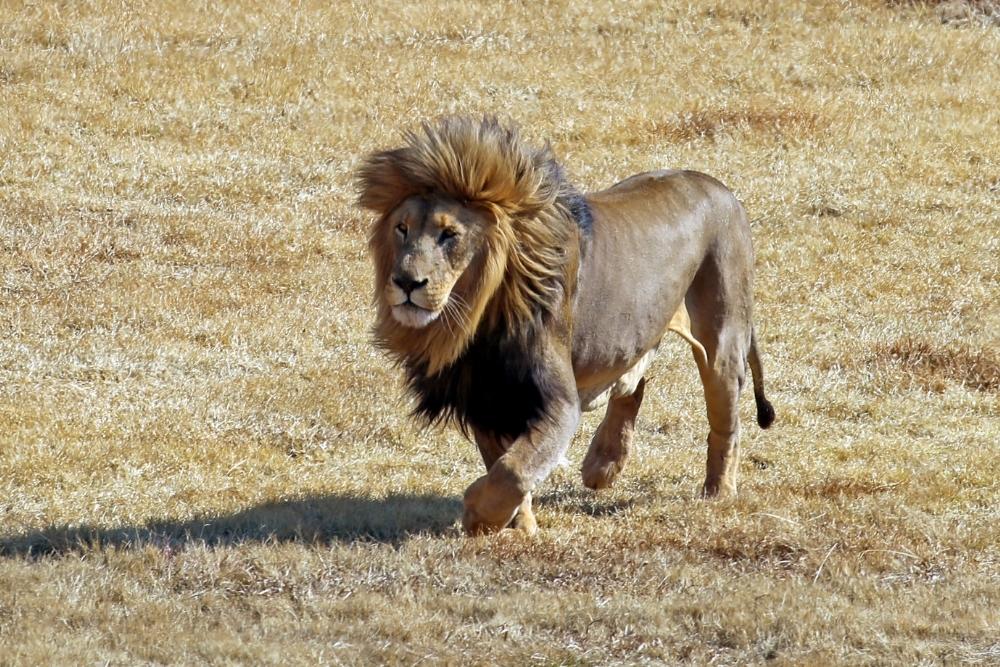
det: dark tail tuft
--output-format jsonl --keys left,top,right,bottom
{"left": 754, "top": 390, "right": 775, "bottom": 429}
{"left": 748, "top": 326, "right": 775, "bottom": 429}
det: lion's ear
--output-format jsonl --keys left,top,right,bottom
{"left": 356, "top": 148, "right": 418, "bottom": 215}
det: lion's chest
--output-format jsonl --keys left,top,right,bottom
{"left": 407, "top": 333, "right": 559, "bottom": 442}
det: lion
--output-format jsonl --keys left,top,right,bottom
{"left": 356, "top": 116, "right": 775, "bottom": 536}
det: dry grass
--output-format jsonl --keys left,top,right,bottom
{"left": 1, "top": 0, "right": 998, "bottom": 664}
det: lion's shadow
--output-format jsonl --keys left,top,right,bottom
{"left": 0, "top": 493, "right": 462, "bottom": 558}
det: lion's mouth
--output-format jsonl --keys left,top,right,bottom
{"left": 391, "top": 302, "right": 441, "bottom": 329}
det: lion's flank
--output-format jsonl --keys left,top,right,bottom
{"left": 357, "top": 116, "right": 587, "bottom": 379}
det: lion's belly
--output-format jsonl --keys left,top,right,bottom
{"left": 577, "top": 347, "right": 657, "bottom": 412}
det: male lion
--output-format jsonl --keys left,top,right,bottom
{"left": 357, "top": 116, "right": 775, "bottom": 536}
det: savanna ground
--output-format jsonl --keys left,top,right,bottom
{"left": 1, "top": 0, "right": 998, "bottom": 664}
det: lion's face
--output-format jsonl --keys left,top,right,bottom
{"left": 361, "top": 116, "right": 578, "bottom": 373}
{"left": 380, "top": 195, "right": 493, "bottom": 329}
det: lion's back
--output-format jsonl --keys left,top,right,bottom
{"left": 587, "top": 169, "right": 736, "bottom": 213}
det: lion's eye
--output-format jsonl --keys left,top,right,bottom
{"left": 395, "top": 223, "right": 407, "bottom": 238}
{"left": 438, "top": 229, "right": 458, "bottom": 244}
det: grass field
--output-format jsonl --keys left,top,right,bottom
{"left": 1, "top": 0, "right": 998, "bottom": 664}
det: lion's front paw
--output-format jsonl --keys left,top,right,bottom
{"left": 700, "top": 477, "right": 737, "bottom": 499}
{"left": 581, "top": 455, "right": 624, "bottom": 490}
{"left": 507, "top": 494, "right": 537, "bottom": 536}
{"left": 462, "top": 474, "right": 523, "bottom": 536}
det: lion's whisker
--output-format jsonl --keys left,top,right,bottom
{"left": 441, "top": 302, "right": 457, "bottom": 336}
{"left": 447, "top": 293, "right": 471, "bottom": 318}
{"left": 453, "top": 297, "right": 467, "bottom": 317}
{"left": 453, "top": 300, "right": 470, "bottom": 327}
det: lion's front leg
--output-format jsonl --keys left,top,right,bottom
{"left": 463, "top": 397, "right": 580, "bottom": 536}
{"left": 471, "top": 428, "right": 535, "bottom": 534}
{"left": 462, "top": 463, "right": 528, "bottom": 535}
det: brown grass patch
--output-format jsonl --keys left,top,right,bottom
{"left": 868, "top": 337, "right": 1000, "bottom": 392}
{"left": 645, "top": 106, "right": 821, "bottom": 143}
{"left": 798, "top": 477, "right": 905, "bottom": 499}
{"left": 885, "top": 0, "right": 1000, "bottom": 25}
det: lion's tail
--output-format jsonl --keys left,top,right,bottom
{"left": 748, "top": 327, "right": 775, "bottom": 429}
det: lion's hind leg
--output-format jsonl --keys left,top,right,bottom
{"left": 697, "top": 361, "right": 743, "bottom": 498}
{"left": 669, "top": 301, "right": 746, "bottom": 497}
{"left": 581, "top": 366, "right": 649, "bottom": 490}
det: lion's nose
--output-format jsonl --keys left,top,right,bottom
{"left": 392, "top": 274, "right": 429, "bottom": 295}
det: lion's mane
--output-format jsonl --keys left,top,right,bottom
{"left": 356, "top": 117, "right": 589, "bottom": 438}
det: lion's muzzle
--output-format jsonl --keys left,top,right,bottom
{"left": 392, "top": 273, "right": 428, "bottom": 295}
{"left": 387, "top": 274, "right": 441, "bottom": 328}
